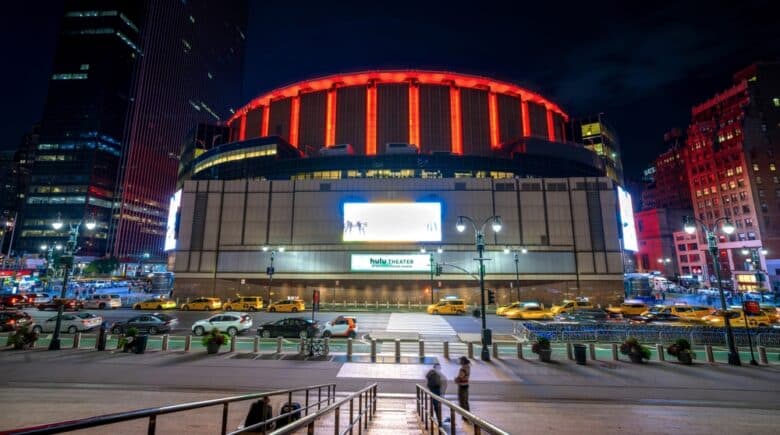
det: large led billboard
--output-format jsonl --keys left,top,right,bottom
{"left": 617, "top": 186, "right": 638, "bottom": 251}
{"left": 343, "top": 202, "right": 441, "bottom": 242}
{"left": 164, "top": 189, "right": 182, "bottom": 251}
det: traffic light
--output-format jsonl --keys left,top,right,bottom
{"left": 487, "top": 289, "right": 496, "bottom": 305}
{"left": 435, "top": 264, "right": 443, "bottom": 276}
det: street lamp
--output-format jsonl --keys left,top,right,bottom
{"left": 682, "top": 215, "right": 740, "bottom": 365}
{"left": 48, "top": 215, "right": 96, "bottom": 350}
{"left": 264, "top": 247, "right": 283, "bottom": 303}
{"left": 455, "top": 214, "right": 502, "bottom": 361}
{"left": 504, "top": 247, "right": 527, "bottom": 301}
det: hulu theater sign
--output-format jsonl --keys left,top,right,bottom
{"left": 350, "top": 254, "right": 430, "bottom": 272}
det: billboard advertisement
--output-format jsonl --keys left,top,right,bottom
{"left": 350, "top": 254, "right": 431, "bottom": 272}
{"left": 617, "top": 186, "right": 638, "bottom": 251}
{"left": 343, "top": 202, "right": 441, "bottom": 242}
{"left": 164, "top": 189, "right": 182, "bottom": 251}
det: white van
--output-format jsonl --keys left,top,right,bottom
{"left": 83, "top": 294, "right": 122, "bottom": 309}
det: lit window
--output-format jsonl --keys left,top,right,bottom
{"left": 52, "top": 73, "right": 87, "bottom": 80}
{"left": 753, "top": 163, "right": 759, "bottom": 171}
{"left": 189, "top": 15, "right": 196, "bottom": 23}
{"left": 80, "top": 64, "right": 90, "bottom": 70}
{"left": 774, "top": 97, "right": 780, "bottom": 107}
{"left": 771, "top": 163, "right": 777, "bottom": 172}
{"left": 735, "top": 166, "right": 743, "bottom": 174}
{"left": 756, "top": 176, "right": 762, "bottom": 185}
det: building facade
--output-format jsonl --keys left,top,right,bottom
{"left": 642, "top": 129, "right": 692, "bottom": 211}
{"left": 673, "top": 231, "right": 706, "bottom": 280}
{"left": 572, "top": 114, "right": 624, "bottom": 185}
{"left": 683, "top": 62, "right": 780, "bottom": 290}
{"left": 633, "top": 208, "right": 689, "bottom": 276}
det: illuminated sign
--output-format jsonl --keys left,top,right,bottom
{"left": 343, "top": 202, "right": 441, "bottom": 242}
{"left": 164, "top": 189, "right": 182, "bottom": 251}
{"left": 617, "top": 186, "right": 638, "bottom": 251}
{"left": 350, "top": 254, "right": 431, "bottom": 272}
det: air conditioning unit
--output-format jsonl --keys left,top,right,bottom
{"left": 319, "top": 144, "right": 355, "bottom": 156}
{"left": 385, "top": 143, "right": 419, "bottom": 154}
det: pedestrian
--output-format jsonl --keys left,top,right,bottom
{"left": 454, "top": 356, "right": 471, "bottom": 422}
{"left": 426, "top": 363, "right": 444, "bottom": 424}
{"left": 244, "top": 396, "right": 274, "bottom": 432}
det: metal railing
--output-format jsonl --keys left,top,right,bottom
{"left": 266, "top": 383, "right": 377, "bottom": 435}
{"left": 6, "top": 383, "right": 336, "bottom": 435}
{"left": 415, "top": 385, "right": 509, "bottom": 435}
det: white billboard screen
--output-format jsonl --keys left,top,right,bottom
{"left": 617, "top": 186, "right": 638, "bottom": 251}
{"left": 164, "top": 189, "right": 182, "bottom": 251}
{"left": 343, "top": 202, "right": 441, "bottom": 242}
{"left": 351, "top": 254, "right": 431, "bottom": 272}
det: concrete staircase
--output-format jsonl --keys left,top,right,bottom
{"left": 367, "top": 398, "right": 423, "bottom": 435}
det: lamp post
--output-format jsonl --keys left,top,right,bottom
{"left": 263, "top": 246, "right": 284, "bottom": 304}
{"left": 1, "top": 213, "right": 17, "bottom": 270}
{"left": 683, "top": 215, "right": 740, "bottom": 365}
{"left": 456, "top": 214, "right": 502, "bottom": 362}
{"left": 503, "top": 247, "right": 527, "bottom": 301}
{"left": 49, "top": 214, "right": 96, "bottom": 350}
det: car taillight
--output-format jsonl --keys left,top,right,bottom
{"left": 8, "top": 319, "right": 15, "bottom": 325}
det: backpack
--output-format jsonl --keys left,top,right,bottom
{"left": 426, "top": 369, "right": 439, "bottom": 388}
{"left": 278, "top": 402, "right": 302, "bottom": 426}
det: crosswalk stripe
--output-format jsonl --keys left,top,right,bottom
{"left": 385, "top": 313, "right": 457, "bottom": 336}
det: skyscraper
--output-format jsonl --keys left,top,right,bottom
{"left": 17, "top": 0, "right": 246, "bottom": 262}
{"left": 572, "top": 113, "right": 624, "bottom": 184}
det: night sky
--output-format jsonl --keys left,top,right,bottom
{"left": 1, "top": 1, "right": 778, "bottom": 180}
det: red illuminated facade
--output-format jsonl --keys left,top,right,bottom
{"left": 641, "top": 129, "right": 692, "bottom": 211}
{"left": 226, "top": 70, "right": 569, "bottom": 155}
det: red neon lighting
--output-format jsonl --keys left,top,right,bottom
{"left": 366, "top": 84, "right": 377, "bottom": 155}
{"left": 546, "top": 109, "right": 555, "bottom": 141}
{"left": 239, "top": 115, "right": 247, "bottom": 141}
{"left": 409, "top": 83, "right": 420, "bottom": 147}
{"left": 289, "top": 96, "right": 300, "bottom": 147}
{"left": 325, "top": 89, "right": 336, "bottom": 145}
{"left": 261, "top": 105, "right": 270, "bottom": 136}
{"left": 488, "top": 92, "right": 500, "bottom": 147}
{"left": 449, "top": 86, "right": 463, "bottom": 154}
{"left": 521, "top": 100, "right": 530, "bottom": 138}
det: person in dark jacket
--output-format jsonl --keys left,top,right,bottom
{"left": 244, "top": 396, "right": 274, "bottom": 432}
{"left": 426, "top": 363, "right": 444, "bottom": 423}
{"left": 454, "top": 356, "right": 471, "bottom": 422}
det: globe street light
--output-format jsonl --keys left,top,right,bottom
{"left": 682, "top": 215, "right": 740, "bottom": 365}
{"left": 455, "top": 214, "right": 502, "bottom": 361}
{"left": 504, "top": 247, "right": 527, "bottom": 302}
{"left": 264, "top": 247, "right": 284, "bottom": 303}
{"left": 48, "top": 215, "right": 97, "bottom": 351}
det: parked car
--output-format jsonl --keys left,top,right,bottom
{"left": 257, "top": 317, "right": 319, "bottom": 339}
{"left": 37, "top": 298, "right": 80, "bottom": 311}
{"left": 550, "top": 298, "right": 594, "bottom": 315}
{"left": 111, "top": 313, "right": 178, "bottom": 335}
{"left": 0, "top": 311, "right": 35, "bottom": 332}
{"left": 180, "top": 298, "right": 222, "bottom": 311}
{"left": 32, "top": 312, "right": 103, "bottom": 334}
{"left": 321, "top": 316, "right": 358, "bottom": 338}
{"left": 505, "top": 303, "right": 553, "bottom": 320}
{"left": 426, "top": 299, "right": 466, "bottom": 315}
{"left": 83, "top": 294, "right": 122, "bottom": 310}
{"left": 23, "top": 293, "right": 52, "bottom": 305}
{"left": 554, "top": 308, "right": 610, "bottom": 324}
{"left": 191, "top": 312, "right": 253, "bottom": 336}
{"left": 267, "top": 299, "right": 305, "bottom": 313}
{"left": 134, "top": 298, "right": 177, "bottom": 310}
{"left": 2, "top": 294, "right": 29, "bottom": 308}
{"left": 223, "top": 296, "right": 264, "bottom": 312}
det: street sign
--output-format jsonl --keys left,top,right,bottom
{"left": 743, "top": 300, "right": 761, "bottom": 315}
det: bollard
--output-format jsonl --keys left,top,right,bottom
{"left": 758, "top": 346, "right": 768, "bottom": 364}
{"left": 588, "top": 343, "right": 596, "bottom": 360}
{"left": 276, "top": 336, "right": 283, "bottom": 354}
{"left": 184, "top": 335, "right": 192, "bottom": 352}
{"left": 517, "top": 342, "right": 524, "bottom": 359}
{"left": 467, "top": 342, "right": 474, "bottom": 359}
{"left": 395, "top": 339, "right": 401, "bottom": 362}
{"left": 443, "top": 341, "right": 450, "bottom": 359}
{"left": 347, "top": 338, "right": 353, "bottom": 360}
{"left": 566, "top": 342, "right": 573, "bottom": 360}
{"left": 611, "top": 343, "right": 619, "bottom": 361}
{"left": 300, "top": 338, "right": 307, "bottom": 355}
{"left": 161, "top": 335, "right": 169, "bottom": 351}
{"left": 253, "top": 336, "right": 259, "bottom": 353}
{"left": 705, "top": 345, "right": 714, "bottom": 363}
{"left": 419, "top": 339, "right": 425, "bottom": 359}
{"left": 324, "top": 338, "right": 330, "bottom": 356}
{"left": 656, "top": 344, "right": 664, "bottom": 362}
{"left": 370, "top": 339, "right": 377, "bottom": 361}
{"left": 73, "top": 333, "right": 81, "bottom": 349}
{"left": 229, "top": 336, "right": 236, "bottom": 352}
{"left": 492, "top": 342, "right": 499, "bottom": 359}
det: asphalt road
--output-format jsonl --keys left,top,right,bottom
{"left": 16, "top": 308, "right": 517, "bottom": 337}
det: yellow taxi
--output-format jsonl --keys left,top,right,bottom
{"left": 641, "top": 304, "right": 713, "bottom": 320}
{"left": 426, "top": 299, "right": 467, "bottom": 315}
{"left": 550, "top": 299, "right": 594, "bottom": 315}
{"left": 180, "top": 297, "right": 222, "bottom": 311}
{"left": 223, "top": 296, "right": 264, "bottom": 311}
{"left": 606, "top": 300, "right": 648, "bottom": 317}
{"left": 505, "top": 303, "right": 553, "bottom": 320}
{"left": 267, "top": 299, "right": 305, "bottom": 313}
{"left": 133, "top": 298, "right": 177, "bottom": 310}
{"left": 701, "top": 309, "right": 773, "bottom": 328}
{"left": 760, "top": 305, "right": 780, "bottom": 323}
{"left": 496, "top": 302, "right": 522, "bottom": 316}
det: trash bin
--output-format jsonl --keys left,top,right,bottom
{"left": 133, "top": 335, "right": 149, "bottom": 354}
{"left": 473, "top": 309, "right": 481, "bottom": 318}
{"left": 573, "top": 344, "right": 587, "bottom": 365}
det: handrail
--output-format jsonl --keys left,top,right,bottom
{"left": 6, "top": 383, "right": 336, "bottom": 435}
{"left": 415, "top": 384, "right": 509, "bottom": 435}
{"left": 264, "top": 383, "right": 377, "bottom": 435}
